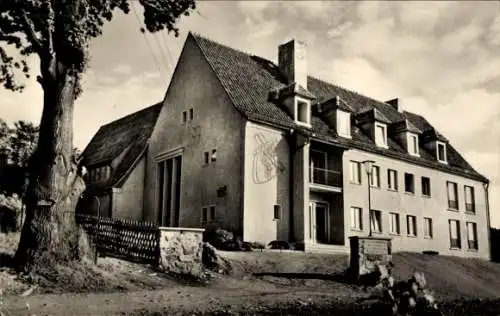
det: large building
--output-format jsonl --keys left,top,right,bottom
{"left": 81, "top": 32, "right": 491, "bottom": 259}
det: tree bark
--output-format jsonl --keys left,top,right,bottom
{"left": 14, "top": 66, "right": 87, "bottom": 272}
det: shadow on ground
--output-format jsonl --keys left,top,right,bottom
{"left": 253, "top": 272, "right": 351, "bottom": 283}
{"left": 0, "top": 252, "right": 13, "bottom": 268}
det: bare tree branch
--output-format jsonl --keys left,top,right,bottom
{"left": 20, "top": 11, "right": 43, "bottom": 53}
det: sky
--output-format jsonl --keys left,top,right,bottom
{"left": 1, "top": 1, "right": 499, "bottom": 226}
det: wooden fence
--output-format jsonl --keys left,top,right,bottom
{"left": 76, "top": 214, "right": 160, "bottom": 265}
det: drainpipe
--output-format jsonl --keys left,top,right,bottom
{"left": 484, "top": 182, "right": 492, "bottom": 261}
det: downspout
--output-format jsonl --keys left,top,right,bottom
{"left": 484, "top": 182, "right": 492, "bottom": 260}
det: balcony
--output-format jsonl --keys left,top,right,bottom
{"left": 309, "top": 167, "right": 342, "bottom": 193}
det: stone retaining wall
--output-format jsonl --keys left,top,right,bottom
{"left": 158, "top": 227, "right": 205, "bottom": 276}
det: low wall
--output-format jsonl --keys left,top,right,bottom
{"left": 158, "top": 227, "right": 205, "bottom": 276}
{"left": 349, "top": 236, "right": 392, "bottom": 278}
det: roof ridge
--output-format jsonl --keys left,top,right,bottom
{"left": 190, "top": 32, "right": 261, "bottom": 61}
{"left": 100, "top": 101, "right": 162, "bottom": 129}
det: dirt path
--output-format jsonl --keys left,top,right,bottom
{"left": 1, "top": 275, "right": 368, "bottom": 315}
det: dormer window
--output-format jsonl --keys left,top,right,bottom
{"left": 407, "top": 132, "right": 419, "bottom": 156}
{"left": 336, "top": 110, "right": 351, "bottom": 138}
{"left": 436, "top": 141, "right": 447, "bottom": 163}
{"left": 295, "top": 97, "right": 311, "bottom": 125}
{"left": 374, "top": 122, "right": 388, "bottom": 148}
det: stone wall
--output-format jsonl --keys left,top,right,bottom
{"left": 349, "top": 236, "right": 392, "bottom": 278}
{"left": 158, "top": 227, "right": 205, "bottom": 277}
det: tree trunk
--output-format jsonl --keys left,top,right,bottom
{"left": 14, "top": 69, "right": 87, "bottom": 272}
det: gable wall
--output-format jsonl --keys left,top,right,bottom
{"left": 144, "top": 36, "right": 245, "bottom": 234}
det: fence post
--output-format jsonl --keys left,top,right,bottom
{"left": 94, "top": 196, "right": 101, "bottom": 265}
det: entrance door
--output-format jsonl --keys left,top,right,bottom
{"left": 309, "top": 201, "right": 330, "bottom": 244}
{"left": 157, "top": 155, "right": 182, "bottom": 227}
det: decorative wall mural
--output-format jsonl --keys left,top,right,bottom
{"left": 252, "top": 132, "right": 286, "bottom": 184}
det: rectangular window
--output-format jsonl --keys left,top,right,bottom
{"left": 370, "top": 210, "right": 382, "bottom": 233}
{"left": 447, "top": 181, "right": 459, "bottom": 209}
{"left": 389, "top": 213, "right": 400, "bottom": 235}
{"left": 387, "top": 169, "right": 398, "bottom": 191}
{"left": 336, "top": 110, "right": 351, "bottom": 138}
{"left": 204, "top": 151, "right": 209, "bottom": 165}
{"left": 296, "top": 99, "right": 310, "bottom": 124}
{"left": 465, "top": 186, "right": 475, "bottom": 213}
{"left": 350, "top": 207, "right": 362, "bottom": 230}
{"left": 189, "top": 108, "right": 194, "bottom": 121}
{"left": 408, "top": 133, "right": 419, "bottom": 156}
{"left": 375, "top": 123, "right": 388, "bottom": 147}
{"left": 421, "top": 177, "right": 431, "bottom": 197}
{"left": 437, "top": 142, "right": 447, "bottom": 163}
{"left": 466, "top": 222, "right": 478, "bottom": 250}
{"left": 211, "top": 149, "right": 217, "bottom": 162}
{"left": 407, "top": 215, "right": 417, "bottom": 237}
{"left": 201, "top": 207, "right": 208, "bottom": 226}
{"left": 274, "top": 205, "right": 281, "bottom": 220}
{"left": 405, "top": 173, "right": 415, "bottom": 193}
{"left": 210, "top": 206, "right": 215, "bottom": 220}
{"left": 449, "top": 219, "right": 461, "bottom": 249}
{"left": 424, "top": 217, "right": 433, "bottom": 239}
{"left": 182, "top": 111, "right": 187, "bottom": 124}
{"left": 370, "top": 165, "right": 380, "bottom": 188}
{"left": 350, "top": 161, "right": 361, "bottom": 184}
{"left": 449, "top": 219, "right": 462, "bottom": 248}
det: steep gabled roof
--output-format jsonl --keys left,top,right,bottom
{"left": 82, "top": 102, "right": 163, "bottom": 190}
{"left": 190, "top": 33, "right": 487, "bottom": 183}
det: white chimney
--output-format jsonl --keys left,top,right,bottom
{"left": 278, "top": 39, "right": 308, "bottom": 88}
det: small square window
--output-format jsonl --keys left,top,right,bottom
{"left": 211, "top": 149, "right": 217, "bottom": 162}
{"left": 189, "top": 108, "right": 194, "bottom": 121}
{"left": 273, "top": 205, "right": 281, "bottom": 220}
{"left": 204, "top": 152, "right": 209, "bottom": 165}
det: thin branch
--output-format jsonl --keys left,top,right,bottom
{"left": 20, "top": 11, "right": 43, "bottom": 53}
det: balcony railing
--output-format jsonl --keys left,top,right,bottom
{"left": 309, "top": 167, "right": 342, "bottom": 187}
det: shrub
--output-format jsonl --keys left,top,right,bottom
{"left": 203, "top": 227, "right": 240, "bottom": 251}
{"left": 0, "top": 193, "right": 23, "bottom": 233}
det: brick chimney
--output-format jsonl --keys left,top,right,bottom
{"left": 278, "top": 39, "right": 308, "bottom": 88}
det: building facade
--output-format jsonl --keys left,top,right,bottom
{"left": 82, "top": 32, "right": 491, "bottom": 259}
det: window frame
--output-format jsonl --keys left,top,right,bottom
{"left": 387, "top": 169, "right": 398, "bottom": 191}
{"left": 466, "top": 221, "right": 478, "bottom": 250}
{"left": 447, "top": 181, "right": 459, "bottom": 210}
{"left": 349, "top": 160, "right": 362, "bottom": 185}
{"left": 436, "top": 141, "right": 447, "bottom": 163}
{"left": 370, "top": 210, "right": 382, "bottom": 233}
{"left": 374, "top": 122, "right": 388, "bottom": 148}
{"left": 449, "top": 219, "right": 461, "bottom": 249}
{"left": 336, "top": 109, "right": 351, "bottom": 138}
{"left": 406, "top": 215, "right": 417, "bottom": 237}
{"left": 389, "top": 212, "right": 400, "bottom": 235}
{"left": 404, "top": 173, "right": 415, "bottom": 194}
{"left": 464, "top": 185, "right": 475, "bottom": 213}
{"left": 295, "top": 97, "right": 311, "bottom": 126}
{"left": 407, "top": 132, "right": 420, "bottom": 156}
{"left": 421, "top": 176, "right": 431, "bottom": 197}
{"left": 273, "top": 204, "right": 282, "bottom": 220}
{"left": 350, "top": 206, "right": 363, "bottom": 231}
{"left": 370, "top": 165, "right": 380, "bottom": 188}
{"left": 423, "top": 217, "right": 433, "bottom": 239}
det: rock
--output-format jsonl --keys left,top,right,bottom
{"left": 202, "top": 243, "right": 231, "bottom": 275}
